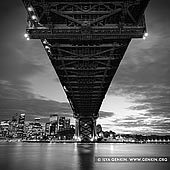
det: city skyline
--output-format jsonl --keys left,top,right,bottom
{"left": 0, "top": 0, "right": 170, "bottom": 135}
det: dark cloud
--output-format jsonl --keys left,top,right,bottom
{"left": 0, "top": 99, "right": 72, "bottom": 122}
{"left": 101, "top": 115, "right": 170, "bottom": 134}
{"left": 109, "top": 0, "right": 170, "bottom": 91}
{"left": 0, "top": 46, "right": 44, "bottom": 81}
{"left": 0, "top": 79, "right": 72, "bottom": 121}
{"left": 99, "top": 111, "right": 114, "bottom": 118}
{"left": 0, "top": 80, "right": 115, "bottom": 122}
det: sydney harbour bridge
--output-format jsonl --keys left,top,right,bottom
{"left": 22, "top": 0, "right": 150, "bottom": 142}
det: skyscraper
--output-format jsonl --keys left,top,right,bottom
{"left": 49, "top": 114, "right": 58, "bottom": 136}
{"left": 17, "top": 114, "right": 26, "bottom": 138}
{"left": 58, "top": 117, "right": 65, "bottom": 132}
{"left": 65, "top": 118, "right": 70, "bottom": 130}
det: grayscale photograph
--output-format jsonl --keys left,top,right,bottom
{"left": 0, "top": 0, "right": 170, "bottom": 170}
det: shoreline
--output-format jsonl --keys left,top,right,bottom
{"left": 0, "top": 139, "right": 170, "bottom": 144}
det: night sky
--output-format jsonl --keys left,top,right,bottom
{"left": 0, "top": 0, "right": 170, "bottom": 135}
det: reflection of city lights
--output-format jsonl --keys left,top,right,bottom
{"left": 74, "top": 142, "right": 77, "bottom": 151}
{"left": 110, "top": 143, "right": 114, "bottom": 151}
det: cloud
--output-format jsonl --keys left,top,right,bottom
{"left": 0, "top": 78, "right": 71, "bottom": 121}
{"left": 0, "top": 98, "right": 72, "bottom": 122}
{"left": 99, "top": 115, "right": 170, "bottom": 134}
{"left": 105, "top": 2, "right": 170, "bottom": 134}
{"left": 99, "top": 111, "right": 114, "bottom": 118}
{"left": 0, "top": 79, "right": 116, "bottom": 122}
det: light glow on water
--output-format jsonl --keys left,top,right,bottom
{"left": 0, "top": 143, "right": 170, "bottom": 170}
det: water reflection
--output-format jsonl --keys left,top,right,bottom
{"left": 77, "top": 144, "right": 95, "bottom": 170}
{"left": 0, "top": 143, "right": 170, "bottom": 170}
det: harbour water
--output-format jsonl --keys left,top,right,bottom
{"left": 0, "top": 143, "right": 170, "bottom": 170}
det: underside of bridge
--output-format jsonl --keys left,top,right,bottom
{"left": 22, "top": 0, "right": 150, "bottom": 142}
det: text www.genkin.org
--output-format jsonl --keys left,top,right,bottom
{"left": 95, "top": 157, "right": 169, "bottom": 163}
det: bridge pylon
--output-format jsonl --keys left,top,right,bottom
{"left": 75, "top": 117, "right": 97, "bottom": 142}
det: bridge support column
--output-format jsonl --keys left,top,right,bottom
{"left": 75, "top": 117, "right": 97, "bottom": 142}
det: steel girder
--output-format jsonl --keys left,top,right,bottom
{"left": 48, "top": 41, "right": 130, "bottom": 118}
{"left": 75, "top": 117, "right": 97, "bottom": 142}
{"left": 22, "top": 0, "right": 150, "bottom": 141}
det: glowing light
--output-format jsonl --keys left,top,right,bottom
{"left": 45, "top": 46, "right": 50, "bottom": 49}
{"left": 32, "top": 15, "right": 37, "bottom": 20}
{"left": 74, "top": 135, "right": 78, "bottom": 140}
{"left": 28, "top": 7, "right": 33, "bottom": 12}
{"left": 26, "top": 37, "right": 30, "bottom": 41}
{"left": 90, "top": 138, "right": 94, "bottom": 142}
{"left": 43, "top": 40, "right": 47, "bottom": 44}
{"left": 143, "top": 36, "right": 146, "bottom": 40}
{"left": 144, "top": 32, "right": 148, "bottom": 37}
{"left": 77, "top": 137, "right": 81, "bottom": 141}
{"left": 24, "top": 33, "right": 28, "bottom": 38}
{"left": 63, "top": 86, "right": 68, "bottom": 92}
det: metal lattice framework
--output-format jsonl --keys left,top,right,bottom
{"left": 22, "top": 0, "right": 150, "bottom": 142}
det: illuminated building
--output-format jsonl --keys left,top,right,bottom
{"left": 17, "top": 114, "right": 26, "bottom": 138}
{"left": 34, "top": 118, "right": 40, "bottom": 123}
{"left": 58, "top": 117, "right": 65, "bottom": 132}
{"left": 0, "top": 120, "right": 10, "bottom": 138}
{"left": 50, "top": 114, "right": 58, "bottom": 123}
{"left": 49, "top": 114, "right": 58, "bottom": 136}
{"left": 65, "top": 118, "right": 70, "bottom": 129}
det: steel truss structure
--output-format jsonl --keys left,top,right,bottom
{"left": 22, "top": 0, "right": 150, "bottom": 142}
